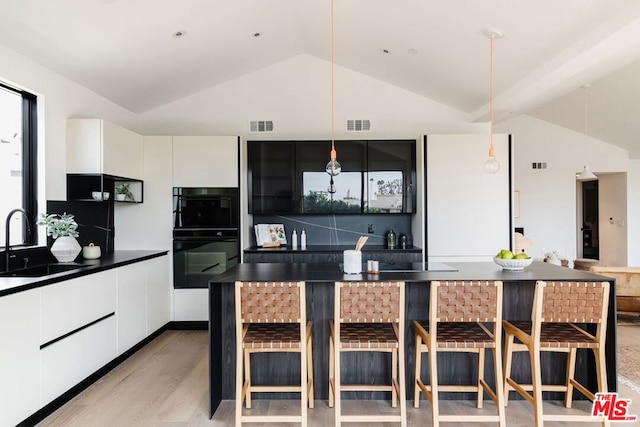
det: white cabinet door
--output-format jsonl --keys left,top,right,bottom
{"left": 146, "top": 256, "right": 171, "bottom": 334}
{"left": 174, "top": 288, "right": 209, "bottom": 321}
{"left": 66, "top": 118, "right": 144, "bottom": 179}
{"left": 40, "top": 316, "right": 117, "bottom": 406}
{"left": 0, "top": 290, "right": 40, "bottom": 426}
{"left": 426, "top": 134, "right": 511, "bottom": 261}
{"left": 66, "top": 118, "right": 103, "bottom": 174}
{"left": 102, "top": 120, "right": 144, "bottom": 179}
{"left": 41, "top": 270, "right": 117, "bottom": 345}
{"left": 172, "top": 136, "right": 238, "bottom": 187}
{"left": 117, "top": 263, "right": 148, "bottom": 355}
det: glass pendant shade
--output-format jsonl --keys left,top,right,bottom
{"left": 484, "top": 146, "right": 500, "bottom": 174}
{"left": 577, "top": 165, "right": 598, "bottom": 181}
{"left": 325, "top": 147, "right": 341, "bottom": 176}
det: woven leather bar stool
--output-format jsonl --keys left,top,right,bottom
{"left": 503, "top": 280, "right": 610, "bottom": 427}
{"left": 329, "top": 281, "right": 406, "bottom": 426}
{"left": 235, "top": 281, "right": 314, "bottom": 426}
{"left": 413, "top": 280, "right": 506, "bottom": 427}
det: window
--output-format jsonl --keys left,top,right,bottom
{"left": 301, "top": 170, "right": 405, "bottom": 213}
{"left": 0, "top": 82, "right": 37, "bottom": 248}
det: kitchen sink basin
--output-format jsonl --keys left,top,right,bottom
{"left": 0, "top": 263, "right": 89, "bottom": 277}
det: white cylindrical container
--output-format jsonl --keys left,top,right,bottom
{"left": 300, "top": 229, "right": 307, "bottom": 249}
{"left": 291, "top": 229, "right": 298, "bottom": 249}
{"left": 343, "top": 250, "right": 362, "bottom": 274}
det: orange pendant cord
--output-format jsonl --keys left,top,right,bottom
{"left": 330, "top": 0, "right": 336, "bottom": 160}
{"left": 489, "top": 34, "right": 495, "bottom": 158}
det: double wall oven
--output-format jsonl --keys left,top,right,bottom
{"left": 173, "top": 187, "right": 239, "bottom": 288}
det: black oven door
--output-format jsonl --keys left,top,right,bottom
{"left": 173, "top": 187, "right": 239, "bottom": 229}
{"left": 173, "top": 229, "right": 239, "bottom": 289}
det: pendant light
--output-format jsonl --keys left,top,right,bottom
{"left": 325, "top": 0, "right": 341, "bottom": 176}
{"left": 576, "top": 84, "right": 598, "bottom": 181}
{"left": 484, "top": 29, "right": 502, "bottom": 174}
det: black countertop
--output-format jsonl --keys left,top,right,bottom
{"left": 244, "top": 244, "right": 422, "bottom": 253}
{"left": 0, "top": 250, "right": 169, "bottom": 297}
{"left": 212, "top": 260, "right": 612, "bottom": 284}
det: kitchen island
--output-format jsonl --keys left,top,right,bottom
{"left": 208, "top": 261, "right": 617, "bottom": 417}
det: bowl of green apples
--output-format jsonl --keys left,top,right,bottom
{"left": 493, "top": 249, "right": 532, "bottom": 271}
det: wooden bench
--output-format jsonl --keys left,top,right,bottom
{"left": 589, "top": 266, "right": 640, "bottom": 314}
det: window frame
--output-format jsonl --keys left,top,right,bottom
{"left": 1, "top": 81, "right": 38, "bottom": 247}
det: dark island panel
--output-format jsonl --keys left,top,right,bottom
{"left": 208, "top": 262, "right": 616, "bottom": 417}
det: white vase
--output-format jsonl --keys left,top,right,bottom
{"left": 51, "top": 236, "right": 82, "bottom": 263}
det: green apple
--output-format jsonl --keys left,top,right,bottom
{"left": 501, "top": 250, "right": 514, "bottom": 259}
{"left": 514, "top": 253, "right": 529, "bottom": 260}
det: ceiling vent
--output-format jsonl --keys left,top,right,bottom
{"left": 347, "top": 119, "right": 371, "bottom": 132}
{"left": 249, "top": 120, "right": 274, "bottom": 133}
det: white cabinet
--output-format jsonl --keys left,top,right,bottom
{"left": 40, "top": 269, "right": 117, "bottom": 344}
{"left": 39, "top": 269, "right": 118, "bottom": 406}
{"left": 116, "top": 256, "right": 170, "bottom": 354}
{"left": 174, "top": 288, "right": 209, "bottom": 321}
{"left": 172, "top": 135, "right": 238, "bottom": 187}
{"left": 147, "top": 256, "right": 171, "bottom": 333}
{"left": 0, "top": 290, "right": 40, "bottom": 427}
{"left": 40, "top": 316, "right": 116, "bottom": 405}
{"left": 67, "top": 118, "right": 144, "bottom": 179}
{"left": 117, "top": 263, "right": 148, "bottom": 355}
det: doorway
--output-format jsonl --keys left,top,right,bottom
{"left": 580, "top": 180, "right": 599, "bottom": 260}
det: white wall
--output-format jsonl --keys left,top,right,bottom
{"left": 0, "top": 42, "right": 139, "bottom": 204}
{"left": 497, "top": 115, "right": 630, "bottom": 262}
{"left": 627, "top": 159, "right": 640, "bottom": 265}
{"left": 136, "top": 54, "right": 486, "bottom": 138}
{"left": 598, "top": 173, "right": 627, "bottom": 266}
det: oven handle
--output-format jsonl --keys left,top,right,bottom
{"left": 201, "top": 262, "right": 221, "bottom": 273}
{"left": 173, "top": 237, "right": 238, "bottom": 242}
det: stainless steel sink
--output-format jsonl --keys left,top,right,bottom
{"left": 0, "top": 263, "right": 89, "bottom": 277}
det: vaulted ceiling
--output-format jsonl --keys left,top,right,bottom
{"left": 2, "top": 0, "right": 640, "bottom": 155}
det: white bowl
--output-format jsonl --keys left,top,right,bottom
{"left": 493, "top": 256, "right": 533, "bottom": 271}
{"left": 91, "top": 191, "right": 110, "bottom": 200}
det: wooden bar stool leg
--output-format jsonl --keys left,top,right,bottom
{"left": 530, "top": 347, "right": 544, "bottom": 427}
{"left": 429, "top": 345, "right": 440, "bottom": 427}
{"left": 398, "top": 331, "right": 407, "bottom": 427}
{"left": 392, "top": 348, "right": 398, "bottom": 408}
{"left": 565, "top": 348, "right": 577, "bottom": 408}
{"left": 300, "top": 331, "right": 308, "bottom": 427}
{"left": 595, "top": 346, "right": 608, "bottom": 394}
{"left": 328, "top": 327, "right": 334, "bottom": 408}
{"left": 414, "top": 333, "right": 423, "bottom": 408}
{"left": 307, "top": 324, "right": 315, "bottom": 408}
{"left": 502, "top": 333, "right": 514, "bottom": 407}
{"left": 334, "top": 329, "right": 341, "bottom": 427}
{"left": 477, "top": 348, "right": 485, "bottom": 409}
{"left": 493, "top": 346, "right": 507, "bottom": 426}
{"left": 244, "top": 350, "right": 252, "bottom": 409}
{"left": 235, "top": 336, "right": 243, "bottom": 427}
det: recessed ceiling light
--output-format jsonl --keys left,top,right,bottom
{"left": 252, "top": 32, "right": 263, "bottom": 38}
{"left": 173, "top": 31, "right": 186, "bottom": 38}
{"left": 381, "top": 49, "right": 390, "bottom": 54}
{"left": 408, "top": 48, "right": 418, "bottom": 55}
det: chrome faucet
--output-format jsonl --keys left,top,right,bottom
{"left": 5, "top": 208, "right": 31, "bottom": 272}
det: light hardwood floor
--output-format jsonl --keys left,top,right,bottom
{"left": 38, "top": 327, "right": 640, "bottom": 426}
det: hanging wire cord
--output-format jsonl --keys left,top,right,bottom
{"left": 489, "top": 33, "right": 495, "bottom": 157}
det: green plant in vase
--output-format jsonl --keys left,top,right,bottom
{"left": 37, "top": 212, "right": 79, "bottom": 238}
{"left": 37, "top": 212, "right": 81, "bottom": 262}
{"left": 115, "top": 183, "right": 135, "bottom": 201}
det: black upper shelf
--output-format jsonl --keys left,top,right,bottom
{"left": 66, "top": 173, "right": 144, "bottom": 203}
